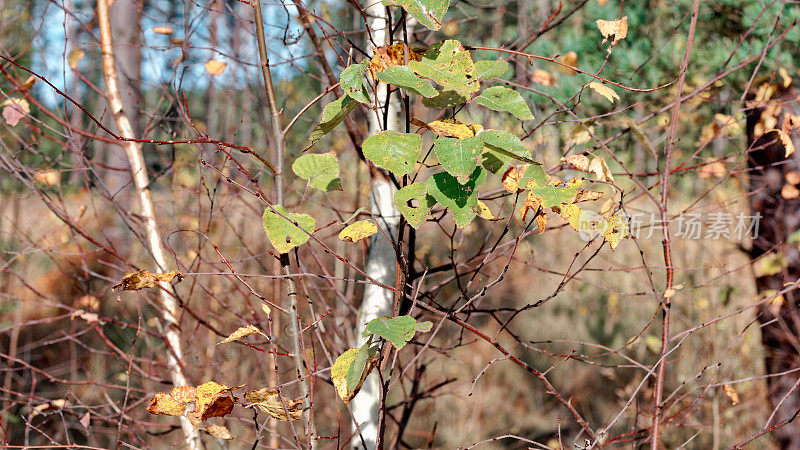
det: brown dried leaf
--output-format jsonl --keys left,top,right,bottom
{"left": 195, "top": 381, "right": 235, "bottom": 422}
{"left": 218, "top": 324, "right": 264, "bottom": 345}
{"left": 596, "top": 17, "right": 628, "bottom": 45}
{"left": 68, "top": 48, "right": 84, "bottom": 70}
{"left": 244, "top": 388, "right": 303, "bottom": 421}
{"left": 502, "top": 166, "right": 520, "bottom": 192}
{"left": 723, "top": 384, "right": 739, "bottom": 405}
{"left": 369, "top": 43, "right": 423, "bottom": 75}
{"left": 2, "top": 98, "right": 30, "bottom": 126}
{"left": 147, "top": 392, "right": 186, "bottom": 416}
{"left": 113, "top": 269, "right": 183, "bottom": 290}
{"left": 562, "top": 154, "right": 591, "bottom": 171}
{"left": 204, "top": 424, "right": 234, "bottom": 440}
{"left": 557, "top": 51, "right": 578, "bottom": 75}
{"left": 204, "top": 59, "right": 227, "bottom": 76}
{"left": 531, "top": 69, "right": 556, "bottom": 86}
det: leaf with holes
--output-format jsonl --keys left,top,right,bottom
{"left": 376, "top": 66, "right": 437, "bottom": 97}
{"left": 306, "top": 96, "right": 358, "bottom": 150}
{"left": 474, "top": 86, "right": 533, "bottom": 120}
{"left": 292, "top": 153, "right": 342, "bottom": 191}
{"left": 363, "top": 131, "right": 422, "bottom": 177}
{"left": 434, "top": 136, "right": 484, "bottom": 184}
{"left": 383, "top": 0, "right": 449, "bottom": 30}
{"left": 409, "top": 40, "right": 479, "bottom": 96}
{"left": 363, "top": 315, "right": 433, "bottom": 350}
{"left": 262, "top": 206, "right": 315, "bottom": 254}
{"left": 394, "top": 182, "right": 436, "bottom": 229}
{"left": 427, "top": 167, "right": 486, "bottom": 228}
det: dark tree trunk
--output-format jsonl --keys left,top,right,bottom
{"left": 747, "top": 86, "right": 800, "bottom": 448}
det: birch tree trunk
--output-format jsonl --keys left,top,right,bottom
{"left": 352, "top": 4, "right": 401, "bottom": 448}
{"left": 96, "top": 1, "right": 203, "bottom": 448}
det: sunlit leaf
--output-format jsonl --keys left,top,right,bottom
{"left": 339, "top": 220, "right": 378, "bottom": 243}
{"left": 204, "top": 424, "right": 233, "bottom": 440}
{"left": 292, "top": 153, "right": 342, "bottom": 191}
{"left": 152, "top": 26, "right": 174, "bottom": 34}
{"left": 362, "top": 131, "right": 422, "bottom": 177}
{"left": 363, "top": 315, "right": 432, "bottom": 350}
{"left": 306, "top": 96, "right": 358, "bottom": 150}
{"left": 409, "top": 40, "right": 479, "bottom": 96}
{"left": 474, "top": 86, "right": 534, "bottom": 120}
{"left": 376, "top": 66, "right": 437, "bottom": 97}
{"left": 262, "top": 206, "right": 315, "bottom": 254}
{"left": 474, "top": 59, "right": 509, "bottom": 79}
{"left": 383, "top": 0, "right": 449, "bottom": 30}
{"left": 427, "top": 167, "right": 486, "bottom": 228}
{"left": 588, "top": 82, "right": 619, "bottom": 103}
{"left": 218, "top": 324, "right": 264, "bottom": 345}
{"left": 394, "top": 182, "right": 436, "bottom": 229}
{"left": 147, "top": 393, "right": 186, "bottom": 416}
{"left": 331, "top": 345, "right": 378, "bottom": 403}
{"left": 596, "top": 17, "right": 628, "bottom": 45}
{"left": 204, "top": 59, "right": 227, "bottom": 76}
{"left": 434, "top": 136, "right": 483, "bottom": 184}
{"left": 427, "top": 119, "right": 477, "bottom": 139}
{"left": 195, "top": 381, "right": 235, "bottom": 422}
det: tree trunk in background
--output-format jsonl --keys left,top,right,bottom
{"left": 747, "top": 87, "right": 800, "bottom": 449}
{"left": 105, "top": 0, "right": 142, "bottom": 193}
{"left": 352, "top": 4, "right": 400, "bottom": 449}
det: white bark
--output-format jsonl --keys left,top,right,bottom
{"left": 97, "top": 1, "right": 203, "bottom": 448}
{"left": 352, "top": 3, "right": 400, "bottom": 448}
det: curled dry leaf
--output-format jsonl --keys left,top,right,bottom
{"left": 113, "top": 269, "right": 183, "bottom": 290}
{"left": 218, "top": 324, "right": 264, "bottom": 345}
{"left": 557, "top": 51, "right": 578, "bottom": 75}
{"left": 244, "top": 388, "right": 303, "bottom": 421}
{"left": 770, "top": 129, "right": 795, "bottom": 158}
{"left": 152, "top": 26, "right": 174, "bottom": 34}
{"left": 169, "top": 386, "right": 197, "bottom": 403}
{"left": 147, "top": 393, "right": 186, "bottom": 416}
{"left": 194, "top": 381, "right": 235, "bottom": 422}
{"left": 204, "top": 424, "right": 234, "bottom": 440}
{"left": 589, "top": 156, "right": 615, "bottom": 183}
{"left": 31, "top": 399, "right": 67, "bottom": 418}
{"left": 339, "top": 220, "right": 378, "bottom": 243}
{"left": 204, "top": 59, "right": 227, "bottom": 76}
{"left": 588, "top": 82, "right": 619, "bottom": 103}
{"left": 531, "top": 69, "right": 556, "bottom": 86}
{"left": 596, "top": 17, "right": 628, "bottom": 45}
{"left": 2, "top": 98, "right": 30, "bottom": 126}
{"left": 723, "top": 384, "right": 740, "bottom": 405}
{"left": 562, "top": 154, "right": 590, "bottom": 171}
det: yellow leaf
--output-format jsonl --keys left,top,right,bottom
{"left": 589, "top": 156, "right": 615, "bottom": 183}
{"left": 195, "top": 381, "right": 235, "bottom": 422}
{"left": 204, "top": 424, "right": 233, "bottom": 440}
{"left": 664, "top": 288, "right": 676, "bottom": 298}
{"left": 786, "top": 171, "right": 800, "bottom": 185}
{"left": 147, "top": 393, "right": 186, "bottom": 416}
{"left": 113, "top": 269, "right": 183, "bottom": 290}
{"left": 782, "top": 184, "right": 800, "bottom": 199}
{"left": 339, "top": 220, "right": 378, "bottom": 243}
{"left": 169, "top": 386, "right": 197, "bottom": 403}
{"left": 331, "top": 347, "right": 377, "bottom": 403}
{"left": 779, "top": 67, "right": 792, "bottom": 88}
{"left": 502, "top": 166, "right": 520, "bottom": 192}
{"left": 152, "top": 26, "right": 174, "bottom": 34}
{"left": 723, "top": 384, "right": 739, "bottom": 405}
{"left": 557, "top": 51, "right": 578, "bottom": 75}
{"left": 244, "top": 388, "right": 303, "bottom": 421}
{"left": 204, "top": 59, "right": 227, "bottom": 76}
{"left": 770, "top": 129, "right": 795, "bottom": 158}
{"left": 754, "top": 253, "right": 788, "bottom": 277}
{"left": 261, "top": 303, "right": 272, "bottom": 315}
{"left": 33, "top": 170, "right": 60, "bottom": 186}
{"left": 588, "top": 82, "right": 619, "bottom": 103}
{"left": 602, "top": 213, "right": 628, "bottom": 251}
{"left": 68, "top": 48, "right": 84, "bottom": 70}
{"left": 531, "top": 69, "right": 556, "bottom": 86}
{"left": 476, "top": 200, "right": 501, "bottom": 221}
{"left": 218, "top": 324, "right": 264, "bottom": 345}
{"left": 596, "top": 17, "right": 628, "bottom": 45}
{"left": 427, "top": 119, "right": 476, "bottom": 139}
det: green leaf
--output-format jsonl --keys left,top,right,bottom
{"left": 262, "top": 206, "right": 316, "bottom": 254}
{"left": 479, "top": 129, "right": 532, "bottom": 172}
{"left": 475, "top": 59, "right": 508, "bottom": 79}
{"left": 306, "top": 96, "right": 358, "bottom": 150}
{"left": 363, "top": 315, "right": 429, "bottom": 350}
{"left": 416, "top": 321, "right": 433, "bottom": 332}
{"left": 331, "top": 344, "right": 378, "bottom": 403}
{"left": 383, "top": 0, "right": 449, "bottom": 31}
{"left": 363, "top": 131, "right": 422, "bottom": 177}
{"left": 474, "top": 86, "right": 534, "bottom": 120}
{"left": 291, "top": 153, "right": 342, "bottom": 191}
{"left": 528, "top": 184, "right": 580, "bottom": 208}
{"left": 340, "top": 62, "right": 370, "bottom": 104}
{"left": 427, "top": 167, "right": 486, "bottom": 228}
{"left": 518, "top": 164, "right": 549, "bottom": 189}
{"left": 434, "top": 136, "right": 483, "bottom": 184}
{"left": 422, "top": 90, "right": 468, "bottom": 109}
{"left": 394, "top": 182, "right": 436, "bottom": 229}
{"left": 409, "top": 40, "right": 479, "bottom": 96}
{"left": 376, "top": 66, "right": 437, "bottom": 97}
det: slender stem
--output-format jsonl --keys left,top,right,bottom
{"left": 651, "top": 1, "right": 701, "bottom": 448}
{"left": 251, "top": 0, "right": 316, "bottom": 447}
{"left": 96, "top": 1, "right": 202, "bottom": 448}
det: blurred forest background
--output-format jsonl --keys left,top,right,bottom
{"left": 1, "top": 0, "right": 800, "bottom": 448}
